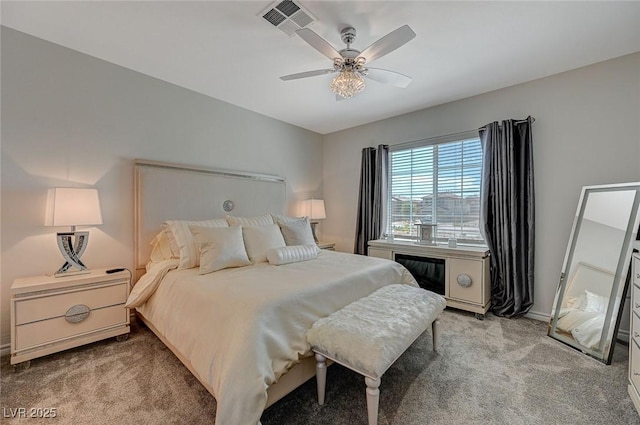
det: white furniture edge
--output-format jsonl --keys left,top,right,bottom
{"left": 629, "top": 252, "right": 640, "bottom": 415}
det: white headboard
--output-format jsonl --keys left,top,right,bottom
{"left": 134, "top": 159, "right": 286, "bottom": 275}
{"left": 565, "top": 262, "right": 615, "bottom": 300}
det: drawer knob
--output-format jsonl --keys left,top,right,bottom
{"left": 635, "top": 332, "right": 640, "bottom": 338}
{"left": 65, "top": 304, "right": 90, "bottom": 323}
{"left": 457, "top": 273, "right": 473, "bottom": 288}
{"left": 636, "top": 303, "right": 640, "bottom": 309}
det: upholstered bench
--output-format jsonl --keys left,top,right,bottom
{"left": 307, "top": 284, "right": 446, "bottom": 425}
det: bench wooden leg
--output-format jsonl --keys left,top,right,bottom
{"left": 432, "top": 318, "right": 440, "bottom": 352}
{"left": 365, "top": 376, "right": 380, "bottom": 425}
{"left": 315, "top": 353, "right": 327, "bottom": 406}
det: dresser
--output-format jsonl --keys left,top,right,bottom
{"left": 368, "top": 239, "right": 490, "bottom": 318}
{"left": 630, "top": 252, "right": 640, "bottom": 413}
{"left": 10, "top": 268, "right": 130, "bottom": 368}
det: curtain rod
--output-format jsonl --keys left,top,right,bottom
{"left": 478, "top": 116, "right": 535, "bottom": 131}
{"left": 390, "top": 117, "right": 536, "bottom": 151}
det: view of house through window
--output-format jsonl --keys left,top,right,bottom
{"left": 388, "top": 135, "right": 485, "bottom": 244}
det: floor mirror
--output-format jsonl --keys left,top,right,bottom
{"left": 548, "top": 182, "right": 640, "bottom": 364}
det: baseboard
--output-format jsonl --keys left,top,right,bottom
{"left": 618, "top": 329, "right": 630, "bottom": 344}
{"left": 1, "top": 342, "right": 10, "bottom": 357}
{"left": 524, "top": 310, "right": 549, "bottom": 322}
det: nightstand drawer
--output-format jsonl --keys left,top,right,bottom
{"left": 15, "top": 282, "right": 128, "bottom": 326}
{"left": 15, "top": 304, "right": 128, "bottom": 351}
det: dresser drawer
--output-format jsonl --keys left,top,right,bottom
{"left": 632, "top": 340, "right": 640, "bottom": 393}
{"left": 15, "top": 304, "right": 127, "bottom": 351}
{"left": 633, "top": 284, "right": 640, "bottom": 317}
{"left": 15, "top": 282, "right": 127, "bottom": 326}
{"left": 633, "top": 312, "right": 640, "bottom": 343}
{"left": 634, "top": 256, "right": 640, "bottom": 285}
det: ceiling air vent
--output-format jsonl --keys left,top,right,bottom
{"left": 260, "top": 0, "right": 316, "bottom": 37}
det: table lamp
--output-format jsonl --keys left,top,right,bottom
{"left": 301, "top": 199, "right": 326, "bottom": 242}
{"left": 45, "top": 188, "right": 103, "bottom": 276}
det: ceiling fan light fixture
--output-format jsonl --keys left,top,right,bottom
{"left": 330, "top": 70, "right": 365, "bottom": 98}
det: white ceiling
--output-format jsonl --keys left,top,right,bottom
{"left": 2, "top": 1, "right": 640, "bottom": 135}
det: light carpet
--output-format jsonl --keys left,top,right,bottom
{"left": 1, "top": 309, "right": 638, "bottom": 425}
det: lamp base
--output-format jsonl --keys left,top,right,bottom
{"left": 310, "top": 222, "right": 319, "bottom": 243}
{"left": 54, "top": 269, "right": 91, "bottom": 278}
{"left": 54, "top": 231, "right": 90, "bottom": 277}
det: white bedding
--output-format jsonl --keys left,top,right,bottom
{"left": 130, "top": 251, "right": 417, "bottom": 425}
{"left": 555, "top": 294, "right": 619, "bottom": 350}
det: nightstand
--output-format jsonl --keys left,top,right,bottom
{"left": 317, "top": 242, "right": 335, "bottom": 251}
{"left": 10, "top": 268, "right": 131, "bottom": 368}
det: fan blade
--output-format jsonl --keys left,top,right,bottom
{"left": 359, "top": 25, "right": 416, "bottom": 63}
{"left": 365, "top": 68, "right": 412, "bottom": 88}
{"left": 280, "top": 69, "right": 335, "bottom": 81}
{"left": 296, "top": 28, "right": 341, "bottom": 60}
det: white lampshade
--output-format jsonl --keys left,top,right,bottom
{"left": 45, "top": 188, "right": 103, "bottom": 227}
{"left": 301, "top": 199, "right": 326, "bottom": 220}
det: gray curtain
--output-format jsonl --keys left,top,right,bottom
{"left": 479, "top": 117, "right": 535, "bottom": 317}
{"left": 354, "top": 145, "right": 388, "bottom": 255}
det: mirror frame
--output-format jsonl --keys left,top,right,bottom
{"left": 548, "top": 182, "right": 640, "bottom": 364}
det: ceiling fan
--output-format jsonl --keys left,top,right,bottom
{"left": 280, "top": 25, "right": 416, "bottom": 99}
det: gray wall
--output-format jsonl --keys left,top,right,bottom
{"left": 0, "top": 27, "right": 324, "bottom": 347}
{"left": 322, "top": 52, "right": 640, "bottom": 320}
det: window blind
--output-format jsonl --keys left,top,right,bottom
{"left": 388, "top": 137, "right": 484, "bottom": 243}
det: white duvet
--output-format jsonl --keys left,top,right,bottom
{"left": 129, "top": 251, "right": 417, "bottom": 425}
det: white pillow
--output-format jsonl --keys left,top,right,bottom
{"left": 189, "top": 226, "right": 251, "bottom": 274}
{"left": 275, "top": 216, "right": 318, "bottom": 247}
{"left": 226, "top": 214, "right": 274, "bottom": 227}
{"left": 271, "top": 213, "right": 305, "bottom": 223}
{"left": 566, "top": 294, "right": 587, "bottom": 311}
{"left": 162, "top": 219, "right": 228, "bottom": 269}
{"left": 584, "top": 290, "right": 608, "bottom": 313}
{"left": 267, "top": 245, "right": 319, "bottom": 265}
{"left": 149, "top": 231, "right": 177, "bottom": 262}
{"left": 242, "top": 224, "right": 286, "bottom": 263}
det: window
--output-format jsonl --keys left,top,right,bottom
{"left": 387, "top": 133, "right": 484, "bottom": 244}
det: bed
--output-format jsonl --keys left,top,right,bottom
{"left": 129, "top": 160, "right": 417, "bottom": 425}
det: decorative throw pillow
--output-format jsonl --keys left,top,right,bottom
{"left": 242, "top": 224, "right": 286, "bottom": 263}
{"left": 226, "top": 214, "right": 274, "bottom": 227}
{"left": 189, "top": 225, "right": 251, "bottom": 274}
{"left": 276, "top": 216, "right": 318, "bottom": 248}
{"left": 162, "top": 218, "right": 228, "bottom": 269}
{"left": 267, "top": 245, "right": 319, "bottom": 265}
